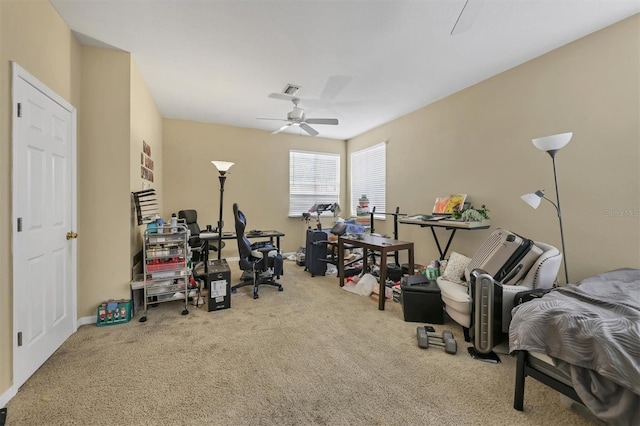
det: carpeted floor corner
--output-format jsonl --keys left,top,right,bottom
{"left": 5, "top": 261, "right": 593, "bottom": 425}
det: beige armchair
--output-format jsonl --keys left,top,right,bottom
{"left": 436, "top": 240, "right": 562, "bottom": 337}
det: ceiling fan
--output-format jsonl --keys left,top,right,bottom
{"left": 258, "top": 96, "right": 339, "bottom": 137}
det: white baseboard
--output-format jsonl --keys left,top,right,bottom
{"left": 0, "top": 385, "right": 17, "bottom": 409}
{"left": 78, "top": 316, "right": 96, "bottom": 327}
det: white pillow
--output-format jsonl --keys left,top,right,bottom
{"left": 441, "top": 252, "right": 472, "bottom": 285}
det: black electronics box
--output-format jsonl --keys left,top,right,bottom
{"left": 400, "top": 275, "right": 444, "bottom": 324}
{"left": 207, "top": 259, "right": 231, "bottom": 312}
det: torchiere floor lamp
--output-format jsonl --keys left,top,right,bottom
{"left": 212, "top": 161, "right": 234, "bottom": 260}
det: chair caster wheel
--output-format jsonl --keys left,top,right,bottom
{"left": 181, "top": 309, "right": 189, "bottom": 315}
{"left": 278, "top": 286, "right": 283, "bottom": 292}
{"left": 139, "top": 316, "right": 147, "bottom": 322}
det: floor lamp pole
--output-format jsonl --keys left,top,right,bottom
{"left": 217, "top": 175, "right": 226, "bottom": 260}
{"left": 550, "top": 152, "right": 569, "bottom": 284}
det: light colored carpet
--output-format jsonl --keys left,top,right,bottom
{"left": 6, "top": 261, "right": 593, "bottom": 425}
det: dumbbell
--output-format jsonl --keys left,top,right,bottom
{"left": 416, "top": 327, "right": 457, "bottom": 354}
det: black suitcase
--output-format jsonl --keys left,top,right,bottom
{"left": 466, "top": 228, "right": 542, "bottom": 285}
{"left": 305, "top": 229, "right": 328, "bottom": 277}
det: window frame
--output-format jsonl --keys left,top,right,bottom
{"left": 289, "top": 149, "right": 341, "bottom": 218}
{"left": 350, "top": 142, "right": 386, "bottom": 220}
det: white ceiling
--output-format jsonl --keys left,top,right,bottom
{"left": 50, "top": 0, "right": 639, "bottom": 140}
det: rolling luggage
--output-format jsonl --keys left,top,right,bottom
{"left": 305, "top": 229, "right": 328, "bottom": 277}
{"left": 466, "top": 228, "right": 542, "bottom": 285}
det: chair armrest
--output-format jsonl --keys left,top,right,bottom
{"left": 256, "top": 246, "right": 276, "bottom": 254}
{"left": 521, "top": 241, "right": 562, "bottom": 288}
{"left": 250, "top": 246, "right": 278, "bottom": 259}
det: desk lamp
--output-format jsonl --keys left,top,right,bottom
{"left": 521, "top": 132, "right": 571, "bottom": 284}
{"left": 212, "top": 161, "right": 234, "bottom": 260}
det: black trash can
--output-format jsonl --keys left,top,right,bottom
{"left": 386, "top": 263, "right": 402, "bottom": 282}
{"left": 401, "top": 263, "right": 424, "bottom": 275}
{"left": 400, "top": 275, "right": 444, "bottom": 324}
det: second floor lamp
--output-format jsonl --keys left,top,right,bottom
{"left": 212, "top": 161, "right": 234, "bottom": 260}
{"left": 521, "top": 132, "right": 572, "bottom": 284}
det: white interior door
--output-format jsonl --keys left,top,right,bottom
{"left": 12, "top": 63, "right": 77, "bottom": 389}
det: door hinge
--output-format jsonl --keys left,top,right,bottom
{"left": 17, "top": 217, "right": 22, "bottom": 232}
{"left": 17, "top": 102, "right": 22, "bottom": 117}
{"left": 17, "top": 331, "right": 22, "bottom": 347}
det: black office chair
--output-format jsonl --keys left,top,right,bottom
{"left": 231, "top": 203, "right": 283, "bottom": 299}
{"left": 178, "top": 209, "right": 225, "bottom": 263}
{"left": 177, "top": 210, "right": 211, "bottom": 307}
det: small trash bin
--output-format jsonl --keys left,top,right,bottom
{"left": 386, "top": 263, "right": 402, "bottom": 282}
{"left": 400, "top": 275, "right": 443, "bottom": 324}
{"left": 401, "top": 263, "right": 424, "bottom": 275}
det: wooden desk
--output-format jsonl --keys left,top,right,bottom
{"left": 399, "top": 217, "right": 490, "bottom": 260}
{"left": 338, "top": 234, "right": 414, "bottom": 310}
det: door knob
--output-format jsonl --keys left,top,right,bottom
{"left": 66, "top": 231, "right": 78, "bottom": 240}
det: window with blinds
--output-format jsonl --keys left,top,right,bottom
{"left": 350, "top": 142, "right": 386, "bottom": 219}
{"left": 289, "top": 150, "right": 340, "bottom": 217}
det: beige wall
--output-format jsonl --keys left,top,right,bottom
{"left": 130, "top": 59, "right": 163, "bottom": 263}
{"left": 78, "top": 46, "right": 132, "bottom": 315}
{"left": 347, "top": 14, "right": 640, "bottom": 281}
{"left": 0, "top": 0, "right": 81, "bottom": 399}
{"left": 162, "top": 119, "right": 346, "bottom": 256}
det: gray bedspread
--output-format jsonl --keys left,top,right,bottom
{"left": 509, "top": 268, "right": 640, "bottom": 425}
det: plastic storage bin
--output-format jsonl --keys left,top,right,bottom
{"left": 96, "top": 299, "right": 133, "bottom": 326}
{"left": 400, "top": 275, "right": 444, "bottom": 324}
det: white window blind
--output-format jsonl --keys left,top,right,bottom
{"left": 351, "top": 142, "right": 386, "bottom": 219}
{"left": 289, "top": 150, "right": 340, "bottom": 216}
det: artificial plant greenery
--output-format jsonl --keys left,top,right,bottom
{"left": 452, "top": 204, "right": 490, "bottom": 222}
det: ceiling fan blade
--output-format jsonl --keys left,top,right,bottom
{"left": 272, "top": 123, "right": 292, "bottom": 134}
{"left": 257, "top": 117, "right": 289, "bottom": 121}
{"left": 320, "top": 75, "right": 352, "bottom": 101}
{"left": 305, "top": 118, "right": 338, "bottom": 125}
{"left": 299, "top": 123, "right": 319, "bottom": 137}
{"left": 268, "top": 92, "right": 297, "bottom": 102}
{"left": 451, "top": 0, "right": 485, "bottom": 36}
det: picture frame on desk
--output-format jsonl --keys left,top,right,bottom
{"left": 433, "top": 194, "right": 467, "bottom": 215}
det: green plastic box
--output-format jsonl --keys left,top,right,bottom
{"left": 96, "top": 299, "right": 132, "bottom": 327}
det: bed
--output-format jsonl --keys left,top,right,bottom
{"left": 509, "top": 268, "right": 640, "bottom": 425}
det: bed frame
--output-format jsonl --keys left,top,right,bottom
{"left": 514, "top": 350, "right": 583, "bottom": 410}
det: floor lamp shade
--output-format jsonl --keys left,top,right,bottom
{"left": 532, "top": 132, "right": 572, "bottom": 154}
{"left": 520, "top": 191, "right": 545, "bottom": 209}
{"left": 212, "top": 161, "right": 234, "bottom": 174}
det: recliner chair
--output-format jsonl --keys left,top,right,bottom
{"left": 436, "top": 240, "right": 562, "bottom": 340}
{"left": 231, "top": 203, "right": 283, "bottom": 299}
